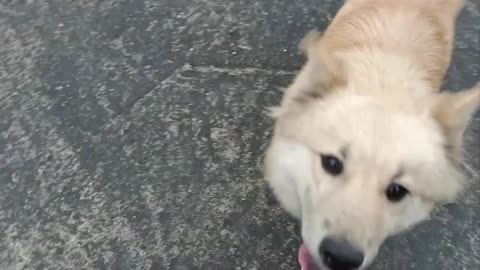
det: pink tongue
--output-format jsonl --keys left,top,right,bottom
{"left": 298, "top": 243, "right": 321, "bottom": 270}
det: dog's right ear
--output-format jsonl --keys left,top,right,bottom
{"left": 271, "top": 30, "right": 346, "bottom": 118}
{"left": 431, "top": 84, "right": 480, "bottom": 164}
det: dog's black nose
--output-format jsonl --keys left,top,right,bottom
{"left": 319, "top": 237, "right": 364, "bottom": 270}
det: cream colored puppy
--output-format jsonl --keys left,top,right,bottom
{"left": 264, "top": 0, "right": 480, "bottom": 270}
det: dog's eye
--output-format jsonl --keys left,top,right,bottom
{"left": 320, "top": 154, "right": 343, "bottom": 176}
{"left": 386, "top": 183, "right": 409, "bottom": 202}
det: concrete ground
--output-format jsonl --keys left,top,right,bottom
{"left": 0, "top": 0, "right": 479, "bottom": 269}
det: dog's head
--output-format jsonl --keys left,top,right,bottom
{"left": 264, "top": 32, "right": 479, "bottom": 270}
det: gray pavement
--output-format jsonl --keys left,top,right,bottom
{"left": 0, "top": 0, "right": 479, "bottom": 269}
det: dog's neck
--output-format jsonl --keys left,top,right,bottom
{"left": 322, "top": 4, "right": 454, "bottom": 92}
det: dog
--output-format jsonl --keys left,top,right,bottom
{"left": 263, "top": 0, "right": 480, "bottom": 269}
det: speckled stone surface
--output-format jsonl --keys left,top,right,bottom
{"left": 0, "top": 0, "right": 478, "bottom": 269}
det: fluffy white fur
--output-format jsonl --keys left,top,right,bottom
{"left": 264, "top": 0, "right": 479, "bottom": 269}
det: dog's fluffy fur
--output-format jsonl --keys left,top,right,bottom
{"left": 264, "top": 0, "right": 479, "bottom": 269}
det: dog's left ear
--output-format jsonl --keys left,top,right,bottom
{"left": 432, "top": 84, "right": 480, "bottom": 163}
{"left": 270, "top": 31, "right": 346, "bottom": 118}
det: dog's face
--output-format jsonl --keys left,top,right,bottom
{"left": 264, "top": 46, "right": 479, "bottom": 270}
{"left": 266, "top": 92, "right": 466, "bottom": 269}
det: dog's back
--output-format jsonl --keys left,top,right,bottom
{"left": 310, "top": 0, "right": 465, "bottom": 90}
